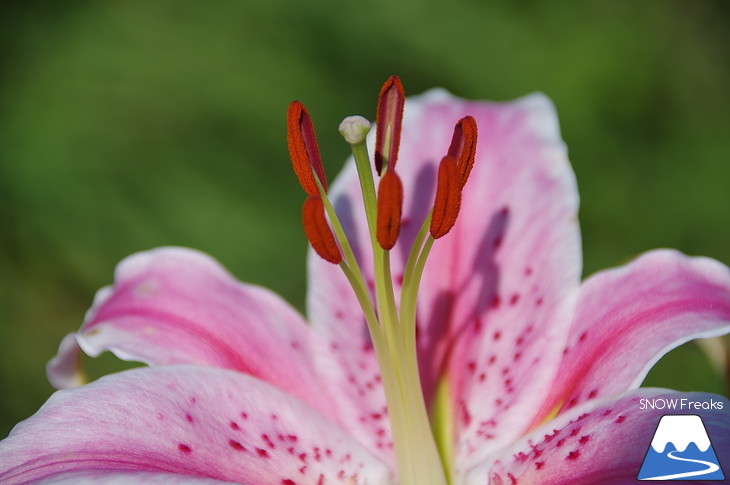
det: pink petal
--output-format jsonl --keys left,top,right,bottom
{"left": 0, "top": 365, "right": 391, "bottom": 485}
{"left": 533, "top": 250, "right": 730, "bottom": 424}
{"left": 29, "top": 470, "right": 239, "bottom": 484}
{"left": 308, "top": 91, "right": 582, "bottom": 468}
{"left": 465, "top": 389, "right": 730, "bottom": 485}
{"left": 46, "top": 247, "right": 335, "bottom": 419}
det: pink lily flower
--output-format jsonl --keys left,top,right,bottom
{"left": 2, "top": 77, "right": 730, "bottom": 485}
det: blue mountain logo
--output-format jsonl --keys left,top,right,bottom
{"left": 638, "top": 415, "right": 725, "bottom": 480}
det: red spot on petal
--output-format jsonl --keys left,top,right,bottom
{"left": 491, "top": 295, "right": 502, "bottom": 309}
{"left": 230, "top": 421, "right": 240, "bottom": 430}
{"left": 588, "top": 389, "right": 598, "bottom": 399}
{"left": 578, "top": 331, "right": 588, "bottom": 343}
{"left": 535, "top": 461, "right": 544, "bottom": 470}
{"left": 567, "top": 450, "right": 580, "bottom": 460}
{"left": 493, "top": 330, "right": 502, "bottom": 341}
{"left": 579, "top": 435, "right": 591, "bottom": 445}
{"left": 510, "top": 293, "right": 520, "bottom": 305}
{"left": 615, "top": 415, "right": 626, "bottom": 424}
{"left": 229, "top": 440, "right": 245, "bottom": 451}
{"left": 282, "top": 480, "right": 296, "bottom": 485}
{"left": 467, "top": 361, "right": 477, "bottom": 373}
{"left": 241, "top": 412, "right": 248, "bottom": 420}
{"left": 185, "top": 413, "right": 194, "bottom": 423}
{"left": 262, "top": 434, "right": 276, "bottom": 449}
{"left": 178, "top": 444, "right": 192, "bottom": 454}
{"left": 256, "top": 448, "right": 270, "bottom": 458}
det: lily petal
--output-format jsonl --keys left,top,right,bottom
{"left": 0, "top": 365, "right": 391, "bottom": 485}
{"left": 421, "top": 93, "right": 582, "bottom": 471}
{"left": 47, "top": 247, "right": 335, "bottom": 418}
{"left": 307, "top": 91, "right": 582, "bottom": 468}
{"left": 27, "top": 470, "right": 240, "bottom": 484}
{"left": 534, "top": 249, "right": 730, "bottom": 424}
{"left": 465, "top": 389, "right": 730, "bottom": 485}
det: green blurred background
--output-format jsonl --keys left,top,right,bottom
{"left": 1, "top": 1, "right": 729, "bottom": 438}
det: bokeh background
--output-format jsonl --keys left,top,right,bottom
{"left": 1, "top": 1, "right": 729, "bottom": 438}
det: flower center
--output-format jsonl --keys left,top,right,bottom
{"left": 287, "top": 76, "right": 477, "bottom": 485}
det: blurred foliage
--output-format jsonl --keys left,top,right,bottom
{"left": 1, "top": 1, "right": 729, "bottom": 437}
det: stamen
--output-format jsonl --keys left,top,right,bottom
{"left": 287, "top": 101, "right": 328, "bottom": 196}
{"left": 374, "top": 75, "right": 405, "bottom": 175}
{"left": 430, "top": 156, "right": 462, "bottom": 239}
{"left": 376, "top": 170, "right": 403, "bottom": 250}
{"left": 447, "top": 115, "right": 478, "bottom": 189}
{"left": 301, "top": 196, "right": 341, "bottom": 264}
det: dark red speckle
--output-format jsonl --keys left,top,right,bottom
{"left": 178, "top": 444, "right": 192, "bottom": 454}
{"left": 491, "top": 295, "right": 502, "bottom": 309}
{"left": 185, "top": 413, "right": 194, "bottom": 423}
{"left": 256, "top": 448, "right": 270, "bottom": 458}
{"left": 262, "top": 434, "right": 276, "bottom": 449}
{"left": 535, "top": 461, "right": 544, "bottom": 470}
{"left": 230, "top": 421, "right": 240, "bottom": 430}
{"left": 229, "top": 440, "right": 245, "bottom": 451}
{"left": 241, "top": 412, "right": 248, "bottom": 420}
{"left": 282, "top": 480, "right": 296, "bottom": 485}
{"left": 567, "top": 450, "right": 581, "bottom": 460}
{"left": 493, "top": 330, "right": 502, "bottom": 341}
{"left": 578, "top": 332, "right": 588, "bottom": 343}
{"left": 510, "top": 293, "right": 520, "bottom": 305}
{"left": 615, "top": 415, "right": 627, "bottom": 424}
{"left": 579, "top": 435, "right": 591, "bottom": 445}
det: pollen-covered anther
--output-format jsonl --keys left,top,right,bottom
{"left": 430, "top": 156, "right": 462, "bottom": 239}
{"left": 302, "top": 196, "right": 342, "bottom": 264}
{"left": 287, "top": 101, "right": 328, "bottom": 196}
{"left": 374, "top": 75, "right": 405, "bottom": 175}
{"left": 447, "top": 115, "right": 478, "bottom": 189}
{"left": 376, "top": 170, "right": 403, "bottom": 250}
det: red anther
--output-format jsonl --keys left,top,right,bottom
{"left": 430, "top": 156, "right": 462, "bottom": 239}
{"left": 302, "top": 196, "right": 341, "bottom": 264}
{"left": 374, "top": 75, "right": 405, "bottom": 175}
{"left": 287, "top": 101, "right": 328, "bottom": 196}
{"left": 447, "top": 115, "right": 478, "bottom": 189}
{"left": 376, "top": 170, "right": 403, "bottom": 250}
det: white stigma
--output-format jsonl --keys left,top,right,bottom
{"left": 339, "top": 116, "right": 371, "bottom": 145}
